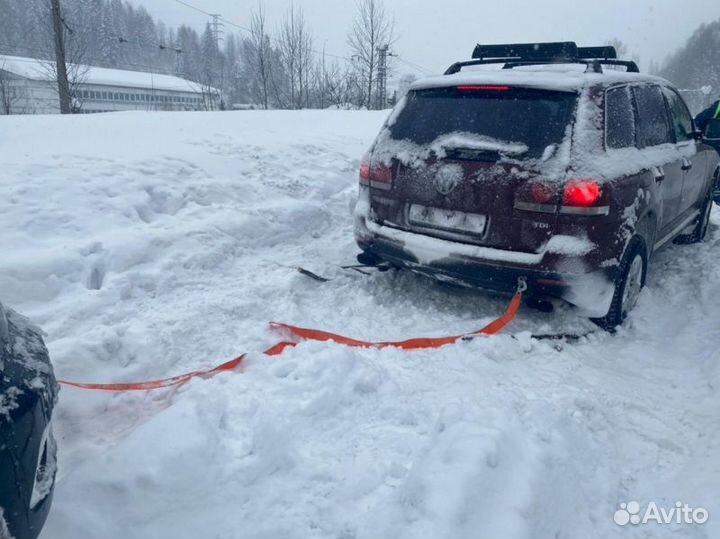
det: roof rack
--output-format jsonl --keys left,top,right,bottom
{"left": 444, "top": 41, "right": 639, "bottom": 75}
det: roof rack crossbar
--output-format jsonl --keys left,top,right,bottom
{"left": 593, "top": 59, "right": 640, "bottom": 73}
{"left": 444, "top": 56, "right": 639, "bottom": 76}
{"left": 500, "top": 60, "right": 604, "bottom": 74}
{"left": 444, "top": 58, "right": 598, "bottom": 75}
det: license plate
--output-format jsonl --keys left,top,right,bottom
{"left": 408, "top": 204, "right": 487, "bottom": 236}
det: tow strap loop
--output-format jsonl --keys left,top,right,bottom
{"left": 58, "top": 355, "right": 246, "bottom": 392}
{"left": 56, "top": 339, "right": 300, "bottom": 392}
{"left": 58, "top": 284, "right": 524, "bottom": 392}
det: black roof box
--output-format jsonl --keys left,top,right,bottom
{"left": 577, "top": 46, "right": 617, "bottom": 60}
{"left": 472, "top": 42, "right": 577, "bottom": 61}
{"left": 445, "top": 41, "right": 636, "bottom": 75}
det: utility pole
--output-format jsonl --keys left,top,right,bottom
{"left": 376, "top": 45, "right": 395, "bottom": 110}
{"left": 174, "top": 48, "right": 184, "bottom": 78}
{"left": 50, "top": 0, "right": 71, "bottom": 114}
{"left": 209, "top": 14, "right": 224, "bottom": 105}
{"left": 210, "top": 14, "right": 224, "bottom": 49}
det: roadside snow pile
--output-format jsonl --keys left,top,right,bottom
{"left": 1, "top": 110, "right": 719, "bottom": 539}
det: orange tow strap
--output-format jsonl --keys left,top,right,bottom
{"left": 58, "top": 287, "right": 523, "bottom": 391}
{"left": 269, "top": 290, "right": 523, "bottom": 351}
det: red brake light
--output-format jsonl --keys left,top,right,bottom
{"left": 359, "top": 160, "right": 370, "bottom": 183}
{"left": 359, "top": 159, "right": 393, "bottom": 190}
{"left": 563, "top": 179, "right": 601, "bottom": 207}
{"left": 371, "top": 163, "right": 393, "bottom": 184}
{"left": 457, "top": 85, "right": 511, "bottom": 92}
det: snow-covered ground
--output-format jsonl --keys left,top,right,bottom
{"left": 1, "top": 110, "right": 719, "bottom": 539}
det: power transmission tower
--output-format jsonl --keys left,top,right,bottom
{"left": 376, "top": 45, "right": 395, "bottom": 110}
{"left": 174, "top": 48, "right": 184, "bottom": 77}
{"left": 210, "top": 14, "right": 224, "bottom": 49}
{"left": 50, "top": 0, "right": 71, "bottom": 114}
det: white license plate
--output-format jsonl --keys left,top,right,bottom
{"left": 408, "top": 204, "right": 487, "bottom": 235}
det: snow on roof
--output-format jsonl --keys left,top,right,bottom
{"left": 0, "top": 54, "right": 215, "bottom": 94}
{"left": 411, "top": 66, "right": 669, "bottom": 93}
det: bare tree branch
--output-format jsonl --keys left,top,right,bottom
{"left": 347, "top": 0, "right": 394, "bottom": 109}
{"left": 248, "top": 3, "right": 271, "bottom": 109}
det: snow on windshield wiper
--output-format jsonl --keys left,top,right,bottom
{"left": 432, "top": 132, "right": 529, "bottom": 157}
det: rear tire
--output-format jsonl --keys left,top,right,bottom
{"left": 591, "top": 237, "right": 647, "bottom": 331}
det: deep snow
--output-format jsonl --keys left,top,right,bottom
{"left": 0, "top": 110, "right": 718, "bottom": 539}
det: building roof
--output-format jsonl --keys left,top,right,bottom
{"left": 0, "top": 54, "right": 215, "bottom": 94}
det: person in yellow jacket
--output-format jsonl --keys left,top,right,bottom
{"left": 695, "top": 97, "right": 720, "bottom": 134}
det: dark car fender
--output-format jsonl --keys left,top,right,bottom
{"left": 634, "top": 208, "right": 659, "bottom": 260}
{"left": 607, "top": 172, "right": 658, "bottom": 265}
{"left": 0, "top": 303, "right": 59, "bottom": 539}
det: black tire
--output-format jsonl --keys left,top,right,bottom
{"left": 591, "top": 237, "right": 647, "bottom": 331}
{"left": 676, "top": 190, "right": 713, "bottom": 244}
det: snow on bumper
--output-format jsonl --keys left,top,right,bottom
{"left": 354, "top": 192, "right": 614, "bottom": 316}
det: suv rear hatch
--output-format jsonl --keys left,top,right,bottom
{"left": 369, "top": 85, "right": 578, "bottom": 255}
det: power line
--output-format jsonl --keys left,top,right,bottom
{"left": 173, "top": 0, "right": 212, "bottom": 17}
{"left": 54, "top": 17, "right": 184, "bottom": 55}
{"left": 2, "top": 0, "right": 438, "bottom": 97}
{"left": 171, "top": 0, "right": 439, "bottom": 75}
{"left": 171, "top": 0, "right": 352, "bottom": 62}
{"left": 394, "top": 55, "right": 435, "bottom": 76}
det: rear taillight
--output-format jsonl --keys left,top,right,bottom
{"left": 514, "top": 178, "right": 609, "bottom": 216}
{"left": 559, "top": 179, "right": 609, "bottom": 215}
{"left": 359, "top": 160, "right": 371, "bottom": 184}
{"left": 562, "top": 179, "right": 601, "bottom": 207}
{"left": 531, "top": 182, "right": 557, "bottom": 204}
{"left": 358, "top": 159, "right": 393, "bottom": 190}
{"left": 514, "top": 181, "right": 558, "bottom": 214}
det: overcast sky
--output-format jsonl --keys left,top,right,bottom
{"left": 129, "top": 0, "right": 718, "bottom": 80}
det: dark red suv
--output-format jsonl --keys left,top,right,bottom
{"left": 354, "top": 42, "right": 720, "bottom": 328}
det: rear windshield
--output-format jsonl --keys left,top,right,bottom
{"left": 388, "top": 87, "right": 578, "bottom": 159}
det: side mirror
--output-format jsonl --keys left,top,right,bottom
{"left": 692, "top": 129, "right": 704, "bottom": 141}
{"left": 705, "top": 119, "right": 720, "bottom": 141}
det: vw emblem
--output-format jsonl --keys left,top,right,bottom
{"left": 433, "top": 165, "right": 462, "bottom": 195}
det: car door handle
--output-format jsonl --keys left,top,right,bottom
{"left": 652, "top": 166, "right": 665, "bottom": 183}
{"left": 681, "top": 158, "right": 693, "bottom": 171}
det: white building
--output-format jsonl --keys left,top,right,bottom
{"left": 0, "top": 54, "right": 220, "bottom": 115}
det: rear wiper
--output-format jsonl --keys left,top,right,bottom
{"left": 443, "top": 147, "right": 503, "bottom": 162}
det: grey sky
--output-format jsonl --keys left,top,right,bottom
{"left": 129, "top": 0, "right": 718, "bottom": 79}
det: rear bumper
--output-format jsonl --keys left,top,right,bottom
{"left": 355, "top": 209, "right": 617, "bottom": 316}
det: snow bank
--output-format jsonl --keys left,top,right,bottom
{"left": 0, "top": 110, "right": 718, "bottom": 539}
